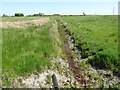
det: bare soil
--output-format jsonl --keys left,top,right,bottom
{"left": 0, "top": 18, "right": 50, "bottom": 29}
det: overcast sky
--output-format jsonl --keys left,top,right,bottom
{"left": 0, "top": 0, "right": 119, "bottom": 16}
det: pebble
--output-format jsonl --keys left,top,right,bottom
{"left": 67, "top": 31, "right": 120, "bottom": 88}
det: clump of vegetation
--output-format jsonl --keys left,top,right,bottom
{"left": 15, "top": 13, "right": 24, "bottom": 17}
{"left": 53, "top": 14, "right": 60, "bottom": 16}
{"left": 33, "top": 13, "right": 44, "bottom": 16}
{"left": 46, "top": 75, "right": 52, "bottom": 84}
{"left": 2, "top": 14, "right": 8, "bottom": 17}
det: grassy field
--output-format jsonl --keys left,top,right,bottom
{"left": 2, "top": 18, "right": 58, "bottom": 87}
{"left": 60, "top": 15, "right": 119, "bottom": 72}
{"left": 1, "top": 15, "right": 119, "bottom": 88}
{"left": 1, "top": 17, "right": 43, "bottom": 22}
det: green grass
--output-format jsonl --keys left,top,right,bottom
{"left": 0, "top": 23, "right": 1, "bottom": 85}
{"left": 60, "top": 15, "right": 119, "bottom": 72}
{"left": 2, "top": 15, "right": 119, "bottom": 87}
{"left": 2, "top": 19, "right": 56, "bottom": 87}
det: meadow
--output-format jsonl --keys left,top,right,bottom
{"left": 1, "top": 15, "right": 119, "bottom": 88}
{"left": 60, "top": 15, "right": 119, "bottom": 72}
{"left": 2, "top": 17, "right": 58, "bottom": 87}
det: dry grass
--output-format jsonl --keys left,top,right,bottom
{"left": 0, "top": 18, "right": 50, "bottom": 29}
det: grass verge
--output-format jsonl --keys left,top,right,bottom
{"left": 2, "top": 19, "right": 55, "bottom": 87}
{"left": 59, "top": 15, "right": 119, "bottom": 72}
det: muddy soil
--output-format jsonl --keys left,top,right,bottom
{"left": 57, "top": 19, "right": 90, "bottom": 87}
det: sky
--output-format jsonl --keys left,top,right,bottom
{"left": 0, "top": 0, "right": 119, "bottom": 2}
{"left": 0, "top": 0, "right": 119, "bottom": 16}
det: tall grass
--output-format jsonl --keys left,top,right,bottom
{"left": 2, "top": 20, "right": 55, "bottom": 86}
{"left": 60, "top": 15, "right": 119, "bottom": 72}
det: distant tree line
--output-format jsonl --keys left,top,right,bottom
{"left": 26, "top": 13, "right": 44, "bottom": 17}
{"left": 2, "top": 14, "right": 8, "bottom": 17}
{"left": 2, "top": 12, "right": 44, "bottom": 17}
{"left": 2, "top": 12, "right": 86, "bottom": 17}
{"left": 53, "top": 14, "right": 60, "bottom": 16}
